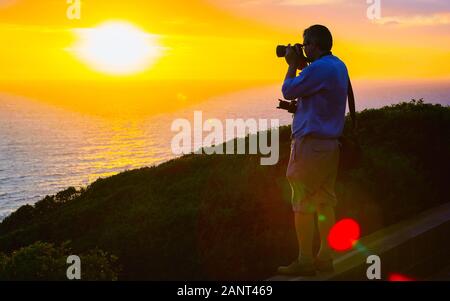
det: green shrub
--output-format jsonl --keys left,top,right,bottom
{"left": 0, "top": 241, "right": 119, "bottom": 281}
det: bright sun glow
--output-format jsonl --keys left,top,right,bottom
{"left": 72, "top": 21, "right": 163, "bottom": 75}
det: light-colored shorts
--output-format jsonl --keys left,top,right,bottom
{"left": 286, "top": 135, "right": 340, "bottom": 213}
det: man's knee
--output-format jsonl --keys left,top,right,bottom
{"left": 292, "top": 201, "right": 317, "bottom": 214}
{"left": 316, "top": 204, "right": 336, "bottom": 223}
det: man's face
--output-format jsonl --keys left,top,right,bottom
{"left": 303, "top": 38, "right": 315, "bottom": 59}
{"left": 302, "top": 35, "right": 317, "bottom": 60}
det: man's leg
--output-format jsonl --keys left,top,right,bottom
{"left": 295, "top": 211, "right": 315, "bottom": 262}
{"left": 277, "top": 209, "right": 316, "bottom": 276}
{"left": 277, "top": 180, "right": 316, "bottom": 276}
{"left": 315, "top": 139, "right": 339, "bottom": 267}
{"left": 278, "top": 137, "right": 316, "bottom": 276}
{"left": 291, "top": 180, "right": 315, "bottom": 262}
{"left": 316, "top": 204, "right": 335, "bottom": 261}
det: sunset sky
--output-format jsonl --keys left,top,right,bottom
{"left": 0, "top": 0, "right": 449, "bottom": 115}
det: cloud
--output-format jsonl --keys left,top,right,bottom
{"left": 380, "top": 0, "right": 450, "bottom": 15}
{"left": 374, "top": 13, "right": 450, "bottom": 27}
{"left": 225, "top": 0, "right": 344, "bottom": 7}
{"left": 276, "top": 0, "right": 343, "bottom": 6}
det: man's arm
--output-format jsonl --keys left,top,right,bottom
{"left": 282, "top": 63, "right": 326, "bottom": 100}
{"left": 282, "top": 44, "right": 323, "bottom": 100}
{"left": 285, "top": 65, "right": 298, "bottom": 82}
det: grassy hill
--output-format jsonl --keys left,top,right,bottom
{"left": 0, "top": 100, "right": 449, "bottom": 280}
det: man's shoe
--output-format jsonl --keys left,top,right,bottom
{"left": 277, "top": 259, "right": 316, "bottom": 276}
{"left": 314, "top": 258, "right": 334, "bottom": 273}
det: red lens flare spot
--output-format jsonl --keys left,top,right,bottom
{"left": 328, "top": 218, "right": 361, "bottom": 251}
{"left": 389, "top": 273, "right": 415, "bottom": 281}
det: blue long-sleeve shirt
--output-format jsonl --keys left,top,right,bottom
{"left": 282, "top": 54, "right": 349, "bottom": 139}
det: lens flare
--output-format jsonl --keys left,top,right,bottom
{"left": 328, "top": 218, "right": 361, "bottom": 251}
{"left": 389, "top": 273, "right": 415, "bottom": 281}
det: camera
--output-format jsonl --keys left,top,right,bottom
{"left": 276, "top": 44, "right": 302, "bottom": 58}
{"left": 277, "top": 99, "right": 298, "bottom": 114}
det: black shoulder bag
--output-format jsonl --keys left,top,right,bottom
{"left": 338, "top": 79, "right": 362, "bottom": 173}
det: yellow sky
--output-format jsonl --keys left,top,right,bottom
{"left": 0, "top": 0, "right": 449, "bottom": 115}
{"left": 0, "top": 0, "right": 289, "bottom": 81}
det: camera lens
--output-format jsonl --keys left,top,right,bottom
{"left": 276, "top": 45, "right": 287, "bottom": 57}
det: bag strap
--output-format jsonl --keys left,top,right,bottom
{"left": 347, "top": 78, "right": 357, "bottom": 130}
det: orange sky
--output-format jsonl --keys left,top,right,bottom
{"left": 0, "top": 0, "right": 449, "bottom": 115}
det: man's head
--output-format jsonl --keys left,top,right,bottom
{"left": 303, "top": 25, "right": 333, "bottom": 61}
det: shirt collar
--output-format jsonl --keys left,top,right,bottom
{"left": 314, "top": 51, "right": 333, "bottom": 62}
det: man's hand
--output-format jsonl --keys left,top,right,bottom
{"left": 285, "top": 44, "right": 308, "bottom": 70}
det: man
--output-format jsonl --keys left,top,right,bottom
{"left": 277, "top": 25, "right": 348, "bottom": 276}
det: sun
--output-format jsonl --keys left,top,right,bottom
{"left": 72, "top": 21, "right": 163, "bottom": 75}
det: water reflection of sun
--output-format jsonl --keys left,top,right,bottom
{"left": 82, "top": 119, "right": 162, "bottom": 184}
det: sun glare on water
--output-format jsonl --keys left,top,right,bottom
{"left": 72, "top": 21, "right": 163, "bottom": 75}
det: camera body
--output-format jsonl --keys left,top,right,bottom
{"left": 277, "top": 99, "right": 298, "bottom": 114}
{"left": 277, "top": 44, "right": 301, "bottom": 57}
